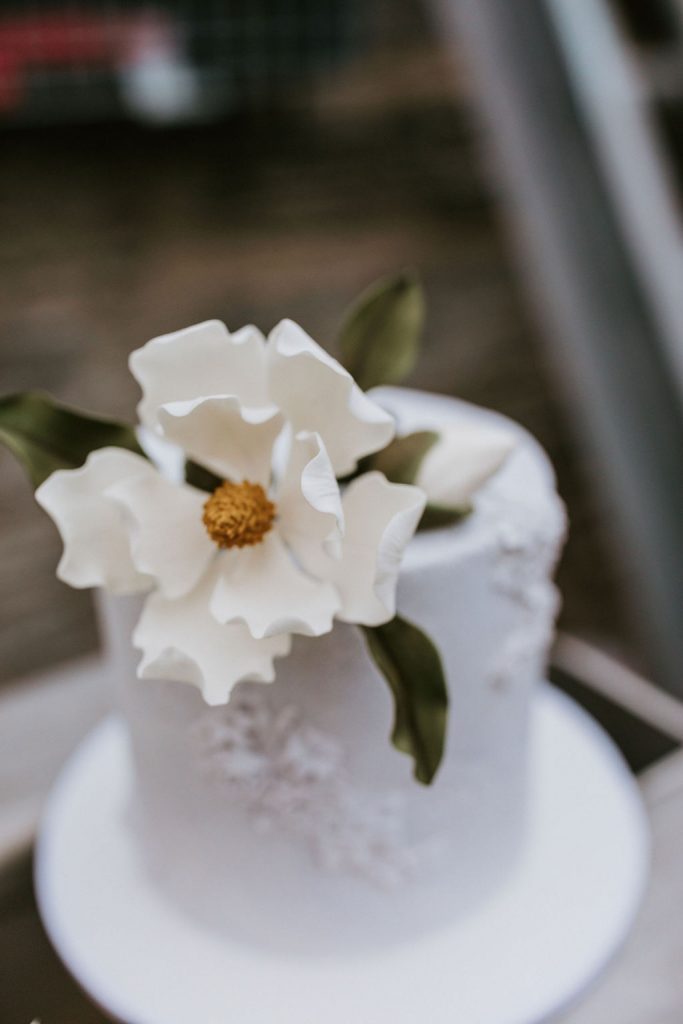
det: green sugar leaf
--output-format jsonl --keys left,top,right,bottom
{"left": 419, "top": 502, "right": 472, "bottom": 531}
{"left": 185, "top": 459, "right": 222, "bottom": 493}
{"left": 339, "top": 272, "right": 425, "bottom": 390}
{"left": 362, "top": 615, "right": 449, "bottom": 785}
{"left": 0, "top": 391, "right": 144, "bottom": 488}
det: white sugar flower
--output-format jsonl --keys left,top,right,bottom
{"left": 415, "top": 424, "right": 515, "bottom": 508}
{"left": 36, "top": 319, "right": 426, "bottom": 704}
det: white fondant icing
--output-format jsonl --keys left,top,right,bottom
{"left": 99, "top": 387, "right": 566, "bottom": 954}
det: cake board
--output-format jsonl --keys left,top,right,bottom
{"left": 34, "top": 683, "right": 649, "bottom": 1024}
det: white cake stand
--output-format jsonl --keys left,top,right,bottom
{"left": 35, "top": 684, "right": 649, "bottom": 1024}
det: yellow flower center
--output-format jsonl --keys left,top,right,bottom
{"left": 202, "top": 480, "right": 276, "bottom": 549}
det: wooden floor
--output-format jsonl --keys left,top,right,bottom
{"left": 0, "top": 30, "right": 645, "bottom": 686}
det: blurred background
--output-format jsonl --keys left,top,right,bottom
{"left": 0, "top": 0, "right": 664, "bottom": 684}
{"left": 2, "top": 0, "right": 683, "bottom": 1020}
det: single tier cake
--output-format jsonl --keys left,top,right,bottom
{"left": 98, "top": 385, "right": 565, "bottom": 955}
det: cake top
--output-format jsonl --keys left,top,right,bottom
{"left": 1, "top": 274, "right": 555, "bottom": 785}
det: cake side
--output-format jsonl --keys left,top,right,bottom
{"left": 101, "top": 387, "right": 566, "bottom": 954}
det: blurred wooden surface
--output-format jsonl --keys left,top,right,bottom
{"left": 0, "top": 21, "right": 644, "bottom": 686}
{"left": 2, "top": 743, "right": 682, "bottom": 1023}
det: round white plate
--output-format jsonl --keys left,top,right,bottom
{"left": 0, "top": 655, "right": 108, "bottom": 866}
{"left": 35, "top": 685, "right": 649, "bottom": 1024}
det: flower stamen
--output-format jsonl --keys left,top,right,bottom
{"left": 203, "top": 480, "right": 276, "bottom": 549}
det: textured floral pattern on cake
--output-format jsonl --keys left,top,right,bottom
{"left": 192, "top": 686, "right": 418, "bottom": 888}
{"left": 482, "top": 490, "right": 566, "bottom": 692}
{"left": 489, "top": 628, "right": 550, "bottom": 693}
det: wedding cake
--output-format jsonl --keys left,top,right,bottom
{"left": 97, "top": 387, "right": 565, "bottom": 955}
{"left": 10, "top": 288, "right": 566, "bottom": 959}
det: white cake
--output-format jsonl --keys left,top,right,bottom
{"left": 97, "top": 386, "right": 566, "bottom": 955}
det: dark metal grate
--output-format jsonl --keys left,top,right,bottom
{"left": 0, "top": 1, "right": 367, "bottom": 123}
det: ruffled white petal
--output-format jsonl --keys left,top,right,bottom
{"left": 107, "top": 473, "right": 215, "bottom": 599}
{"left": 266, "top": 319, "right": 395, "bottom": 476}
{"left": 130, "top": 320, "right": 269, "bottom": 432}
{"left": 35, "top": 448, "right": 154, "bottom": 594}
{"left": 277, "top": 431, "right": 344, "bottom": 565}
{"left": 305, "top": 471, "right": 426, "bottom": 626}
{"left": 136, "top": 425, "right": 185, "bottom": 484}
{"left": 133, "top": 568, "right": 291, "bottom": 705}
{"left": 158, "top": 396, "right": 283, "bottom": 486}
{"left": 415, "top": 425, "right": 515, "bottom": 507}
{"left": 210, "top": 532, "right": 340, "bottom": 639}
